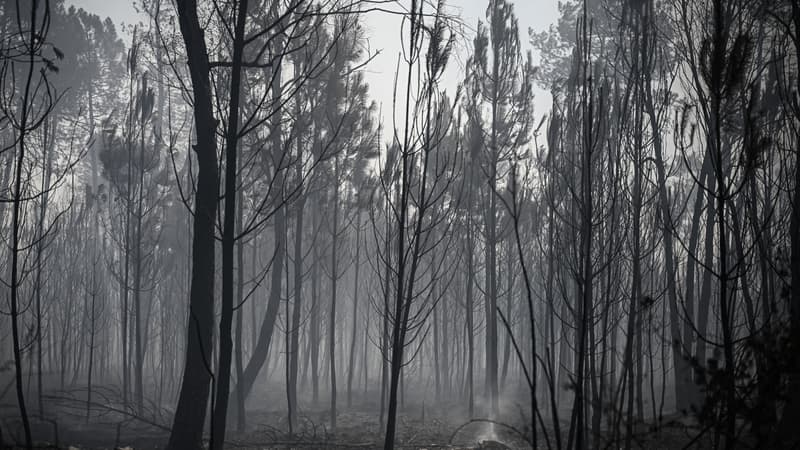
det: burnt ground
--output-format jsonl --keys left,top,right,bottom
{"left": 1, "top": 383, "right": 712, "bottom": 449}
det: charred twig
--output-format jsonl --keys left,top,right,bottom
{"left": 41, "top": 395, "right": 170, "bottom": 431}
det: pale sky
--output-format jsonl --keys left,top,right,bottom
{"left": 69, "top": 0, "right": 559, "bottom": 134}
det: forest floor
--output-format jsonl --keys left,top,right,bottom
{"left": 2, "top": 383, "right": 712, "bottom": 449}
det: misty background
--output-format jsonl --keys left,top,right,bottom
{"left": 1, "top": 0, "right": 800, "bottom": 449}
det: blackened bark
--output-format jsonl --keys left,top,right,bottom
{"left": 211, "top": 0, "right": 249, "bottom": 447}
{"left": 329, "top": 156, "right": 340, "bottom": 429}
{"left": 347, "top": 214, "right": 362, "bottom": 407}
{"left": 288, "top": 80, "right": 305, "bottom": 432}
{"left": 9, "top": 2, "right": 40, "bottom": 445}
{"left": 234, "top": 169, "right": 246, "bottom": 433}
{"left": 232, "top": 22, "right": 287, "bottom": 409}
{"left": 168, "top": 1, "right": 219, "bottom": 448}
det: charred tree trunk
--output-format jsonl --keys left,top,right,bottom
{"left": 288, "top": 81, "right": 305, "bottom": 434}
{"left": 329, "top": 155, "right": 341, "bottom": 429}
{"left": 347, "top": 213, "right": 362, "bottom": 408}
{"left": 168, "top": 1, "right": 219, "bottom": 447}
{"left": 211, "top": 0, "right": 248, "bottom": 446}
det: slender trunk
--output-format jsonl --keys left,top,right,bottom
{"left": 643, "top": 1, "right": 691, "bottom": 411}
{"left": 288, "top": 86, "right": 305, "bottom": 433}
{"left": 347, "top": 214, "right": 362, "bottom": 408}
{"left": 385, "top": 5, "right": 423, "bottom": 446}
{"left": 433, "top": 281, "right": 440, "bottom": 399}
{"left": 87, "top": 86, "right": 102, "bottom": 418}
{"left": 466, "top": 220, "right": 474, "bottom": 418}
{"left": 211, "top": 1, "right": 248, "bottom": 447}
{"left": 234, "top": 166, "right": 245, "bottom": 432}
{"left": 625, "top": 206, "right": 640, "bottom": 450}
{"left": 87, "top": 279, "right": 97, "bottom": 422}
{"left": 35, "top": 116, "right": 54, "bottom": 415}
{"left": 709, "top": 28, "right": 736, "bottom": 444}
{"left": 134, "top": 77, "right": 148, "bottom": 416}
{"left": 284, "top": 225, "right": 292, "bottom": 433}
{"left": 363, "top": 302, "right": 369, "bottom": 394}
{"left": 232, "top": 31, "right": 287, "bottom": 409}
{"left": 501, "top": 243, "right": 512, "bottom": 388}
{"left": 329, "top": 156, "right": 340, "bottom": 429}
{"left": 626, "top": 30, "right": 644, "bottom": 446}
{"left": 442, "top": 288, "right": 449, "bottom": 396}
{"left": 380, "top": 194, "right": 391, "bottom": 427}
{"left": 569, "top": 13, "right": 593, "bottom": 448}
{"left": 311, "top": 203, "right": 321, "bottom": 404}
{"left": 121, "top": 62, "right": 136, "bottom": 410}
{"left": 486, "top": 146, "right": 499, "bottom": 418}
{"left": 9, "top": 2, "right": 43, "bottom": 445}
